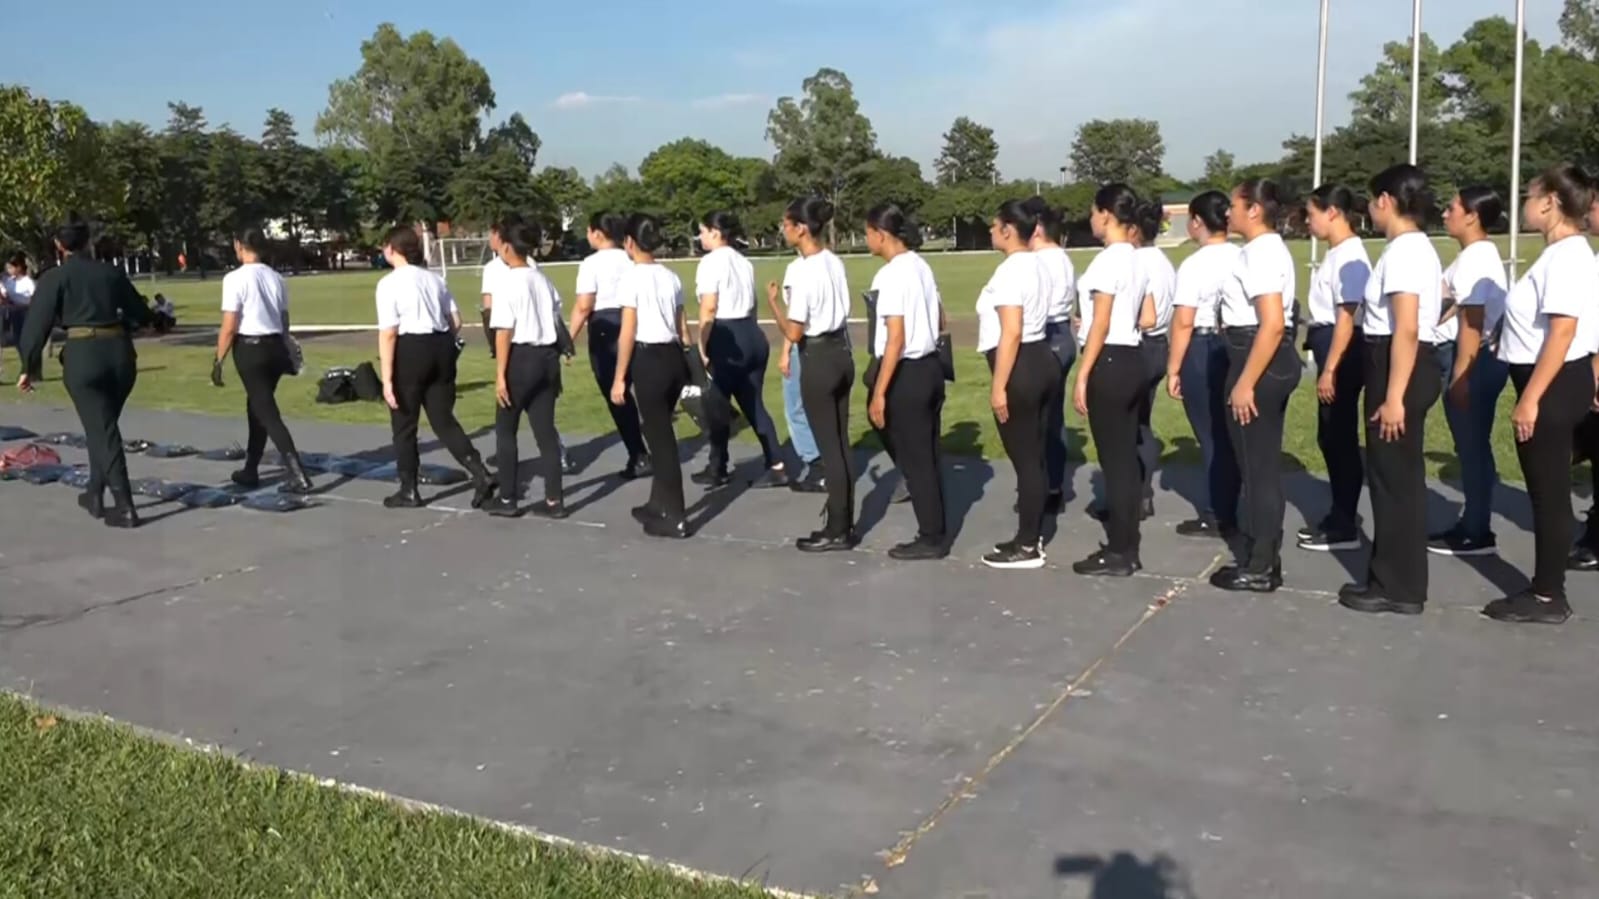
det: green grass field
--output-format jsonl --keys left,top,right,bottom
{"left": 0, "top": 693, "right": 777, "bottom": 899}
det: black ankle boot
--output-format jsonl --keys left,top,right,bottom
{"left": 463, "top": 456, "right": 496, "bottom": 509}
{"left": 280, "top": 453, "right": 314, "bottom": 495}
{"left": 231, "top": 466, "right": 262, "bottom": 489}
{"left": 384, "top": 476, "right": 424, "bottom": 509}
{"left": 103, "top": 488, "right": 141, "bottom": 529}
{"left": 77, "top": 487, "right": 105, "bottom": 519}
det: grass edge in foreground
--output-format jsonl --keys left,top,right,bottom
{"left": 0, "top": 691, "right": 810, "bottom": 899}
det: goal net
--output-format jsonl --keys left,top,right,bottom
{"left": 425, "top": 235, "right": 495, "bottom": 282}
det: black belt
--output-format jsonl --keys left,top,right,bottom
{"left": 1223, "top": 325, "right": 1296, "bottom": 345}
{"left": 399, "top": 330, "right": 452, "bottom": 336}
{"left": 1365, "top": 334, "right": 1438, "bottom": 350}
{"left": 238, "top": 334, "right": 282, "bottom": 345}
{"left": 1193, "top": 327, "right": 1219, "bottom": 336}
{"left": 510, "top": 341, "right": 558, "bottom": 349}
{"left": 1145, "top": 332, "right": 1170, "bottom": 341}
{"left": 636, "top": 341, "right": 680, "bottom": 348}
{"left": 806, "top": 327, "right": 848, "bottom": 340}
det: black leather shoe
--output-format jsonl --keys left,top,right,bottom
{"left": 622, "top": 455, "right": 652, "bottom": 481}
{"left": 643, "top": 516, "right": 689, "bottom": 539}
{"left": 280, "top": 453, "right": 314, "bottom": 495}
{"left": 796, "top": 531, "right": 857, "bottom": 553}
{"left": 528, "top": 501, "right": 569, "bottom": 520}
{"left": 888, "top": 537, "right": 947, "bottom": 561}
{"left": 1569, "top": 545, "right": 1599, "bottom": 572}
{"left": 630, "top": 503, "right": 662, "bottom": 524}
{"left": 483, "top": 497, "right": 522, "bottom": 518}
{"left": 1482, "top": 591, "right": 1571, "bottom": 625}
{"left": 751, "top": 467, "right": 790, "bottom": 489}
{"left": 230, "top": 468, "right": 261, "bottom": 489}
{"left": 1072, "top": 549, "right": 1139, "bottom": 577}
{"left": 790, "top": 465, "right": 827, "bottom": 494}
{"left": 691, "top": 466, "right": 731, "bottom": 488}
{"left": 102, "top": 491, "right": 140, "bottom": 530}
{"left": 1210, "top": 567, "right": 1280, "bottom": 593}
{"left": 1175, "top": 518, "right": 1228, "bottom": 539}
{"left": 77, "top": 489, "right": 105, "bottom": 520}
{"left": 384, "top": 478, "right": 424, "bottom": 509}
{"left": 1339, "top": 588, "right": 1424, "bottom": 615}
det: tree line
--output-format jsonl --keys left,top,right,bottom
{"left": 5, "top": 1, "right": 1599, "bottom": 271}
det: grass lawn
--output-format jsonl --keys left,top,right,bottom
{"left": 0, "top": 692, "right": 781, "bottom": 899}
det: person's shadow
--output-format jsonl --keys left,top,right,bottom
{"left": 1055, "top": 851, "right": 1196, "bottom": 899}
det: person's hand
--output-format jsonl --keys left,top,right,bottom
{"left": 1448, "top": 374, "right": 1471, "bottom": 411}
{"left": 1230, "top": 383, "right": 1258, "bottom": 425}
{"left": 1316, "top": 370, "right": 1336, "bottom": 404}
{"left": 766, "top": 281, "right": 782, "bottom": 307}
{"left": 17, "top": 373, "right": 32, "bottom": 394}
{"left": 383, "top": 381, "right": 398, "bottom": 411}
{"left": 1074, "top": 376, "right": 1089, "bottom": 417}
{"left": 701, "top": 350, "right": 712, "bottom": 374}
{"left": 1372, "top": 398, "right": 1406, "bottom": 442}
{"left": 990, "top": 383, "right": 1009, "bottom": 424}
{"left": 610, "top": 380, "right": 627, "bottom": 406}
{"left": 1511, "top": 397, "right": 1538, "bottom": 443}
{"left": 1166, "top": 372, "right": 1182, "bottom": 401}
{"left": 868, "top": 393, "right": 887, "bottom": 429}
{"left": 210, "top": 358, "right": 225, "bottom": 388}
{"left": 495, "top": 376, "right": 511, "bottom": 409}
{"left": 778, "top": 349, "right": 792, "bottom": 379}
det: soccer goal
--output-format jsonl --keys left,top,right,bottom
{"left": 424, "top": 235, "right": 495, "bottom": 281}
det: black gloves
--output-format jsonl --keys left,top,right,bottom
{"left": 210, "top": 358, "right": 225, "bottom": 388}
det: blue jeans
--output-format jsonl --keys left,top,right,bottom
{"left": 782, "top": 342, "right": 819, "bottom": 465}
{"left": 1437, "top": 342, "right": 1509, "bottom": 538}
{"left": 1177, "top": 332, "right": 1240, "bottom": 525}
{"left": 1043, "top": 320, "right": 1077, "bottom": 493}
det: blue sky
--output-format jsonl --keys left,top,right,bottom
{"left": 1, "top": 0, "right": 1561, "bottom": 182}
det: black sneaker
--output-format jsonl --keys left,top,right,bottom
{"left": 528, "top": 501, "right": 569, "bottom": 520}
{"left": 1210, "top": 566, "right": 1282, "bottom": 593}
{"left": 630, "top": 503, "right": 662, "bottom": 524}
{"left": 560, "top": 450, "right": 579, "bottom": 475}
{"left": 1427, "top": 528, "right": 1498, "bottom": 557}
{"left": 230, "top": 469, "right": 262, "bottom": 489}
{"left": 1175, "top": 518, "right": 1223, "bottom": 539}
{"left": 1298, "top": 529, "right": 1361, "bottom": 552}
{"left": 691, "top": 467, "right": 732, "bottom": 488}
{"left": 622, "top": 455, "right": 651, "bottom": 481}
{"left": 796, "top": 530, "right": 857, "bottom": 553}
{"left": 1071, "top": 549, "right": 1139, "bottom": 577}
{"left": 1296, "top": 517, "right": 1351, "bottom": 542}
{"left": 1482, "top": 590, "right": 1572, "bottom": 625}
{"left": 751, "top": 466, "right": 790, "bottom": 489}
{"left": 1570, "top": 545, "right": 1599, "bottom": 572}
{"left": 1337, "top": 583, "right": 1424, "bottom": 615}
{"left": 888, "top": 537, "right": 947, "bottom": 561}
{"left": 791, "top": 465, "right": 827, "bottom": 494}
{"left": 982, "top": 543, "right": 1045, "bottom": 570}
{"left": 483, "top": 497, "right": 522, "bottom": 518}
{"left": 643, "top": 516, "right": 689, "bottom": 540}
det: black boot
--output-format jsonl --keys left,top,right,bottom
{"left": 280, "top": 453, "right": 314, "bottom": 495}
{"left": 464, "top": 456, "right": 496, "bottom": 509}
{"left": 231, "top": 464, "right": 262, "bottom": 489}
{"left": 103, "top": 487, "right": 141, "bottom": 529}
{"left": 77, "top": 485, "right": 105, "bottom": 520}
{"left": 384, "top": 475, "right": 424, "bottom": 509}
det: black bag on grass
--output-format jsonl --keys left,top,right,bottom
{"left": 352, "top": 363, "right": 383, "bottom": 402}
{"left": 317, "top": 368, "right": 359, "bottom": 405}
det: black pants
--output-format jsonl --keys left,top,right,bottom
{"left": 1136, "top": 335, "right": 1169, "bottom": 501}
{"left": 61, "top": 336, "right": 137, "bottom": 500}
{"left": 588, "top": 310, "right": 648, "bottom": 461}
{"left": 1043, "top": 320, "right": 1078, "bottom": 494}
{"left": 1362, "top": 338, "right": 1442, "bottom": 605}
{"left": 704, "top": 317, "right": 782, "bottom": 470}
{"left": 1086, "top": 346, "right": 1146, "bottom": 557}
{"left": 390, "top": 332, "right": 482, "bottom": 480}
{"left": 800, "top": 332, "right": 857, "bottom": 534}
{"left": 1307, "top": 325, "right": 1365, "bottom": 530}
{"left": 989, "top": 341, "right": 1061, "bottom": 547}
{"left": 869, "top": 355, "right": 947, "bottom": 542}
{"left": 495, "top": 343, "right": 563, "bottom": 503}
{"left": 1177, "top": 331, "right": 1240, "bottom": 525}
{"left": 633, "top": 344, "right": 689, "bottom": 519}
{"left": 234, "top": 337, "right": 300, "bottom": 469}
{"left": 1511, "top": 357, "right": 1595, "bottom": 599}
{"left": 1225, "top": 330, "right": 1303, "bottom": 573}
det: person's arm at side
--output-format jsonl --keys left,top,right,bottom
{"left": 677, "top": 303, "right": 691, "bottom": 347}
{"left": 1511, "top": 315, "right": 1577, "bottom": 442}
{"left": 1074, "top": 291, "right": 1113, "bottom": 416}
{"left": 611, "top": 307, "right": 638, "bottom": 406}
{"left": 1138, "top": 292, "right": 1157, "bottom": 331}
{"left": 1451, "top": 305, "right": 1484, "bottom": 409}
{"left": 16, "top": 273, "right": 60, "bottom": 388}
{"left": 494, "top": 329, "right": 513, "bottom": 407}
{"left": 378, "top": 328, "right": 399, "bottom": 409}
{"left": 1320, "top": 303, "right": 1358, "bottom": 404}
{"left": 1165, "top": 305, "right": 1195, "bottom": 399}
{"left": 871, "top": 316, "right": 905, "bottom": 429}
{"left": 569, "top": 293, "right": 596, "bottom": 343}
{"left": 1229, "top": 295, "right": 1284, "bottom": 425}
{"left": 990, "top": 306, "right": 1022, "bottom": 424}
{"left": 697, "top": 292, "right": 718, "bottom": 361}
{"left": 1374, "top": 293, "right": 1420, "bottom": 441}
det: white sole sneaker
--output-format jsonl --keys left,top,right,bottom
{"left": 982, "top": 552, "right": 1047, "bottom": 570}
{"left": 1298, "top": 537, "right": 1361, "bottom": 553}
{"left": 1426, "top": 544, "right": 1498, "bottom": 557}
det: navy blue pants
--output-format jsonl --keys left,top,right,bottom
{"left": 1043, "top": 320, "right": 1077, "bottom": 495}
{"left": 1177, "top": 331, "right": 1240, "bottom": 526}
{"left": 588, "top": 309, "right": 648, "bottom": 461}
{"left": 1306, "top": 324, "right": 1365, "bottom": 532}
{"left": 704, "top": 317, "right": 783, "bottom": 470}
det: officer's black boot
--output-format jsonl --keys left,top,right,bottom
{"left": 231, "top": 457, "right": 262, "bottom": 489}
{"left": 464, "top": 455, "right": 496, "bottom": 509}
{"left": 280, "top": 453, "right": 314, "bottom": 495}
{"left": 103, "top": 486, "right": 141, "bottom": 530}
{"left": 383, "top": 475, "right": 424, "bottom": 509}
{"left": 77, "top": 484, "right": 105, "bottom": 519}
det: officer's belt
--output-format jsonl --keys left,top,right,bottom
{"left": 66, "top": 326, "right": 126, "bottom": 340}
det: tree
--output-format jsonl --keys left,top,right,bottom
{"left": 318, "top": 22, "right": 496, "bottom": 229}
{"left": 1067, "top": 119, "right": 1166, "bottom": 193}
{"left": 159, "top": 102, "right": 210, "bottom": 274}
{"left": 851, "top": 155, "right": 931, "bottom": 221}
{"left": 483, "top": 113, "right": 541, "bottom": 172}
{"left": 934, "top": 116, "right": 1000, "bottom": 186}
{"left": 765, "top": 67, "right": 878, "bottom": 243}
{"left": 0, "top": 85, "right": 104, "bottom": 260}
{"left": 1201, "top": 149, "right": 1236, "bottom": 190}
{"left": 1561, "top": 0, "right": 1599, "bottom": 58}
{"left": 531, "top": 166, "right": 591, "bottom": 234}
{"left": 98, "top": 121, "right": 165, "bottom": 258}
{"left": 1348, "top": 34, "right": 1448, "bottom": 126}
{"left": 583, "top": 163, "right": 660, "bottom": 223}
{"left": 447, "top": 145, "right": 539, "bottom": 231}
{"left": 638, "top": 138, "right": 747, "bottom": 233}
{"left": 260, "top": 109, "right": 318, "bottom": 248}
{"left": 201, "top": 127, "right": 268, "bottom": 250}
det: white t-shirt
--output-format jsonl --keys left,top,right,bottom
{"left": 575, "top": 247, "right": 632, "bottom": 312}
{"left": 619, "top": 263, "right": 683, "bottom": 345}
{"left": 220, "top": 263, "right": 289, "bottom": 336}
{"left": 1445, "top": 240, "right": 1508, "bottom": 346}
{"left": 488, "top": 265, "right": 562, "bottom": 346}
{"left": 1497, "top": 235, "right": 1599, "bottom": 365}
{"left": 695, "top": 246, "right": 756, "bottom": 320}
{"left": 1134, "top": 246, "right": 1177, "bottom": 337}
{"left": 870, "top": 251, "right": 941, "bottom": 360}
{"left": 480, "top": 256, "right": 506, "bottom": 304}
{"left": 1363, "top": 231, "right": 1444, "bottom": 343}
{"left": 976, "top": 251, "right": 1050, "bottom": 353}
{"left": 377, "top": 265, "right": 458, "bottom": 334}
{"left": 783, "top": 249, "right": 852, "bottom": 336}
{"left": 1076, "top": 242, "right": 1143, "bottom": 348}
{"left": 1307, "top": 237, "right": 1371, "bottom": 326}
{"left": 2, "top": 274, "right": 35, "bottom": 307}
{"left": 1173, "top": 242, "right": 1242, "bottom": 332}
{"left": 1035, "top": 246, "right": 1078, "bottom": 324}
{"left": 1224, "top": 233, "right": 1297, "bottom": 328}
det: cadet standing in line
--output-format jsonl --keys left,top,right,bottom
{"left": 374, "top": 225, "right": 496, "bottom": 510}
{"left": 1121, "top": 202, "right": 1174, "bottom": 522}
{"left": 1024, "top": 196, "right": 1078, "bottom": 515}
{"left": 211, "top": 227, "right": 313, "bottom": 494}
{"left": 569, "top": 213, "right": 651, "bottom": 480}
{"left": 482, "top": 221, "right": 568, "bottom": 520}
{"left": 17, "top": 219, "right": 152, "bottom": 528}
{"left": 482, "top": 216, "right": 573, "bottom": 474}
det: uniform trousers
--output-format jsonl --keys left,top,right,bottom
{"left": 632, "top": 343, "right": 690, "bottom": 520}
{"left": 390, "top": 332, "right": 482, "bottom": 480}
{"left": 1042, "top": 320, "right": 1078, "bottom": 495}
{"left": 800, "top": 331, "right": 857, "bottom": 535}
{"left": 233, "top": 336, "right": 300, "bottom": 469}
{"left": 988, "top": 341, "right": 1061, "bottom": 548}
{"left": 704, "top": 317, "right": 783, "bottom": 470}
{"left": 1509, "top": 357, "right": 1596, "bottom": 599}
{"left": 588, "top": 310, "right": 648, "bottom": 461}
{"left": 495, "top": 343, "right": 563, "bottom": 503}
{"left": 1137, "top": 334, "right": 1170, "bottom": 501}
{"left": 1362, "top": 337, "right": 1442, "bottom": 605}
{"left": 1177, "top": 330, "right": 1240, "bottom": 525}
{"left": 62, "top": 335, "right": 138, "bottom": 501}
{"left": 867, "top": 354, "right": 947, "bottom": 542}
{"left": 1306, "top": 324, "right": 1365, "bottom": 532}
{"left": 1225, "top": 329, "right": 1303, "bottom": 574}
{"left": 1086, "top": 346, "right": 1146, "bottom": 558}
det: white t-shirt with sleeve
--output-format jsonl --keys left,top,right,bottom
{"left": 1445, "top": 240, "right": 1508, "bottom": 345}
{"left": 575, "top": 247, "right": 632, "bottom": 312}
{"left": 480, "top": 256, "right": 506, "bottom": 304}
{"left": 695, "top": 246, "right": 756, "bottom": 320}
{"left": 1134, "top": 246, "right": 1177, "bottom": 337}
{"left": 976, "top": 251, "right": 1049, "bottom": 353}
{"left": 619, "top": 263, "right": 683, "bottom": 345}
{"left": 221, "top": 262, "right": 289, "bottom": 336}
{"left": 1307, "top": 237, "right": 1371, "bottom": 326}
{"left": 2, "top": 274, "right": 35, "bottom": 307}
{"left": 1036, "top": 246, "right": 1077, "bottom": 324}
{"left": 376, "top": 265, "right": 458, "bottom": 334}
{"left": 1363, "top": 231, "right": 1444, "bottom": 343}
{"left": 487, "top": 265, "right": 561, "bottom": 346}
{"left": 1223, "top": 232, "right": 1297, "bottom": 328}
{"left": 870, "top": 251, "right": 941, "bottom": 360}
{"left": 1074, "top": 242, "right": 1142, "bottom": 348}
{"left": 1497, "top": 235, "right": 1599, "bottom": 364}
{"left": 1173, "top": 242, "right": 1242, "bottom": 332}
{"left": 783, "top": 249, "right": 852, "bottom": 336}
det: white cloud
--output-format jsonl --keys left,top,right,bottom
{"left": 691, "top": 92, "right": 766, "bottom": 110}
{"left": 552, "top": 91, "right": 641, "bottom": 110}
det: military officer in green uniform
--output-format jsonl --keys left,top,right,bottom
{"left": 17, "top": 219, "right": 153, "bottom": 528}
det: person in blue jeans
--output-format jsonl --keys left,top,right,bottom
{"left": 1163, "top": 191, "right": 1242, "bottom": 538}
{"left": 780, "top": 338, "right": 826, "bottom": 492}
{"left": 1429, "top": 187, "right": 1510, "bottom": 557}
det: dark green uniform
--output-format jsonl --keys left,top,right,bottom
{"left": 19, "top": 255, "right": 153, "bottom": 511}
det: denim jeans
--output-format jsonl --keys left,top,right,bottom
{"left": 1043, "top": 320, "right": 1077, "bottom": 494}
{"left": 1436, "top": 341, "right": 1509, "bottom": 539}
{"left": 782, "top": 342, "right": 819, "bottom": 465}
{"left": 1177, "top": 331, "right": 1240, "bottom": 525}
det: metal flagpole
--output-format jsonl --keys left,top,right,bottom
{"left": 1409, "top": 0, "right": 1423, "bottom": 165}
{"left": 1311, "top": 0, "right": 1330, "bottom": 264}
{"left": 1508, "top": 0, "right": 1527, "bottom": 279}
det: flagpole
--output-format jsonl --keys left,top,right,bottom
{"left": 1409, "top": 0, "right": 1423, "bottom": 165}
{"left": 1311, "top": 0, "right": 1330, "bottom": 264}
{"left": 1508, "top": 0, "right": 1526, "bottom": 279}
